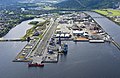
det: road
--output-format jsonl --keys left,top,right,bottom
{"left": 29, "top": 17, "right": 58, "bottom": 62}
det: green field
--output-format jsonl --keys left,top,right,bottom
{"left": 22, "top": 20, "right": 49, "bottom": 40}
{"left": 43, "top": 6, "right": 57, "bottom": 10}
{"left": 94, "top": 9, "right": 120, "bottom": 16}
{"left": 94, "top": 9, "right": 120, "bottom": 26}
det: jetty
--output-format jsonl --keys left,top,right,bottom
{"left": 0, "top": 38, "right": 27, "bottom": 42}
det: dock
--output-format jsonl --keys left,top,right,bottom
{"left": 89, "top": 40, "right": 105, "bottom": 43}
{"left": 74, "top": 37, "right": 89, "bottom": 42}
{"left": 0, "top": 38, "right": 27, "bottom": 42}
{"left": 13, "top": 38, "right": 38, "bottom": 62}
{"left": 13, "top": 18, "right": 60, "bottom": 64}
{"left": 43, "top": 52, "right": 59, "bottom": 63}
{"left": 32, "top": 57, "right": 43, "bottom": 64}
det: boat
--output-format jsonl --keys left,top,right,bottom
{"left": 28, "top": 62, "right": 44, "bottom": 67}
{"left": 63, "top": 43, "right": 68, "bottom": 53}
{"left": 61, "top": 43, "right": 68, "bottom": 53}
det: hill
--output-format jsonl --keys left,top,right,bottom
{"left": 0, "top": 0, "right": 63, "bottom": 4}
{"left": 55, "top": 0, "right": 120, "bottom": 10}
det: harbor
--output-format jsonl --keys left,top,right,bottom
{"left": 11, "top": 12, "right": 119, "bottom": 67}
{"left": 1, "top": 11, "right": 120, "bottom": 78}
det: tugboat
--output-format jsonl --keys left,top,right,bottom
{"left": 63, "top": 43, "right": 68, "bottom": 53}
{"left": 28, "top": 62, "right": 44, "bottom": 67}
{"left": 61, "top": 43, "right": 68, "bottom": 53}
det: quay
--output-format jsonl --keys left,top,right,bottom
{"left": 13, "top": 38, "right": 38, "bottom": 62}
{"left": 0, "top": 38, "right": 27, "bottom": 42}
{"left": 89, "top": 40, "right": 105, "bottom": 43}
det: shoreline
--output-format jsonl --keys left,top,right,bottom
{"left": 86, "top": 11, "right": 120, "bottom": 51}
{"left": 0, "top": 17, "right": 34, "bottom": 38}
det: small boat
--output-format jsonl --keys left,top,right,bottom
{"left": 28, "top": 62, "right": 44, "bottom": 67}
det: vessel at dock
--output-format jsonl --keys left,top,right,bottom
{"left": 28, "top": 62, "right": 44, "bottom": 67}
{"left": 61, "top": 43, "right": 68, "bottom": 53}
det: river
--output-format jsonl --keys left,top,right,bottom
{"left": 0, "top": 13, "right": 120, "bottom": 78}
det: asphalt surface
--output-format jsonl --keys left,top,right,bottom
{"left": 32, "top": 18, "right": 58, "bottom": 58}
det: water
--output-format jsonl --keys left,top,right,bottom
{"left": 0, "top": 13, "right": 120, "bottom": 78}
{"left": 3, "top": 18, "right": 44, "bottom": 38}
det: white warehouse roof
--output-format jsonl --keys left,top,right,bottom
{"left": 73, "top": 30, "right": 84, "bottom": 34}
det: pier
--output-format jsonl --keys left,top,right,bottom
{"left": 0, "top": 38, "right": 27, "bottom": 42}
{"left": 13, "top": 18, "right": 59, "bottom": 64}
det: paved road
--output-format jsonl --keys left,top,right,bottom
{"left": 31, "top": 18, "right": 58, "bottom": 61}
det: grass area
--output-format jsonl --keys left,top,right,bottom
{"left": 28, "top": 21, "right": 39, "bottom": 25}
{"left": 94, "top": 9, "right": 120, "bottom": 16}
{"left": 94, "top": 9, "right": 120, "bottom": 26}
{"left": 22, "top": 20, "right": 50, "bottom": 40}
{"left": 108, "top": 10, "right": 120, "bottom": 16}
{"left": 94, "top": 10, "right": 108, "bottom": 16}
{"left": 43, "top": 6, "right": 57, "bottom": 10}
